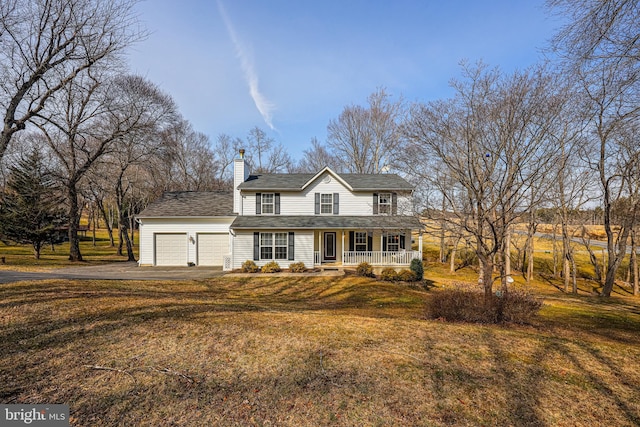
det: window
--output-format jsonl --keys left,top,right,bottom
{"left": 320, "top": 193, "right": 333, "bottom": 214}
{"left": 274, "top": 232, "right": 288, "bottom": 260}
{"left": 378, "top": 193, "right": 391, "bottom": 214}
{"left": 259, "top": 232, "right": 289, "bottom": 260}
{"left": 260, "top": 233, "right": 273, "bottom": 259}
{"left": 355, "top": 232, "right": 367, "bottom": 252}
{"left": 386, "top": 234, "right": 400, "bottom": 252}
{"left": 261, "top": 193, "right": 274, "bottom": 214}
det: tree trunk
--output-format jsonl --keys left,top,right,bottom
{"left": 33, "top": 242, "right": 41, "bottom": 260}
{"left": 631, "top": 229, "right": 638, "bottom": 296}
{"left": 67, "top": 183, "right": 83, "bottom": 262}
{"left": 96, "top": 198, "right": 114, "bottom": 247}
{"left": 503, "top": 227, "right": 511, "bottom": 291}
{"left": 450, "top": 239, "right": 457, "bottom": 273}
{"left": 552, "top": 223, "right": 559, "bottom": 279}
{"left": 481, "top": 256, "right": 494, "bottom": 303}
{"left": 118, "top": 227, "right": 124, "bottom": 256}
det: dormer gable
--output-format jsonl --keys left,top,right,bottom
{"left": 300, "top": 167, "right": 353, "bottom": 191}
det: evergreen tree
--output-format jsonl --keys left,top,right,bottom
{"left": 0, "top": 150, "right": 65, "bottom": 259}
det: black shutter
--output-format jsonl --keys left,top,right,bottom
{"left": 256, "top": 193, "right": 261, "bottom": 214}
{"left": 383, "top": 235, "right": 387, "bottom": 251}
{"left": 367, "top": 231, "right": 373, "bottom": 251}
{"left": 373, "top": 193, "right": 378, "bottom": 214}
{"left": 349, "top": 231, "right": 354, "bottom": 251}
{"left": 288, "top": 232, "right": 295, "bottom": 260}
{"left": 315, "top": 193, "right": 320, "bottom": 214}
{"left": 333, "top": 193, "right": 339, "bottom": 215}
{"left": 253, "top": 232, "right": 260, "bottom": 260}
{"left": 400, "top": 234, "right": 406, "bottom": 250}
{"left": 275, "top": 193, "right": 281, "bottom": 215}
{"left": 392, "top": 192, "right": 398, "bottom": 215}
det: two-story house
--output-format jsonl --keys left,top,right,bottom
{"left": 137, "top": 150, "right": 423, "bottom": 270}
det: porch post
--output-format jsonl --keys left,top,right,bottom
{"left": 419, "top": 232, "right": 423, "bottom": 259}
{"left": 319, "top": 230, "right": 322, "bottom": 264}
{"left": 341, "top": 230, "right": 345, "bottom": 264}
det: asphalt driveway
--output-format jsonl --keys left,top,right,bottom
{"left": 0, "top": 262, "right": 226, "bottom": 284}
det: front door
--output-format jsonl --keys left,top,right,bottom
{"left": 324, "top": 232, "right": 336, "bottom": 261}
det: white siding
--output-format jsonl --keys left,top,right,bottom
{"left": 232, "top": 230, "right": 314, "bottom": 269}
{"left": 241, "top": 171, "right": 413, "bottom": 217}
{"left": 138, "top": 217, "right": 233, "bottom": 266}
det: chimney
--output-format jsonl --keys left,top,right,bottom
{"left": 233, "top": 148, "right": 250, "bottom": 214}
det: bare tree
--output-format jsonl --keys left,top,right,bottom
{"left": 404, "top": 63, "right": 564, "bottom": 301}
{"left": 243, "top": 126, "right": 292, "bottom": 173}
{"left": 0, "top": 0, "right": 143, "bottom": 161}
{"left": 327, "top": 88, "right": 404, "bottom": 174}
{"left": 297, "top": 137, "right": 342, "bottom": 173}
{"left": 102, "top": 75, "right": 178, "bottom": 261}
{"left": 549, "top": 0, "right": 640, "bottom": 297}
{"left": 157, "top": 120, "right": 220, "bottom": 191}
{"left": 214, "top": 133, "right": 242, "bottom": 187}
{"left": 33, "top": 69, "right": 170, "bottom": 261}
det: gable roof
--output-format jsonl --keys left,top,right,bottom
{"left": 137, "top": 191, "right": 234, "bottom": 217}
{"left": 237, "top": 168, "right": 414, "bottom": 191}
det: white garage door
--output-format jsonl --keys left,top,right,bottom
{"left": 197, "top": 233, "right": 228, "bottom": 266}
{"left": 155, "top": 233, "right": 188, "bottom": 266}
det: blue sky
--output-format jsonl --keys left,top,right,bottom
{"left": 128, "top": 0, "right": 562, "bottom": 160}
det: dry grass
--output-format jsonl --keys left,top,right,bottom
{"left": 0, "top": 230, "right": 136, "bottom": 271}
{"left": 2, "top": 276, "right": 639, "bottom": 426}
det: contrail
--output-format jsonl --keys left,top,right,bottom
{"left": 217, "top": 0, "right": 275, "bottom": 130}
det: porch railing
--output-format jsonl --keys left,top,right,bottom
{"left": 314, "top": 251, "right": 321, "bottom": 265}
{"left": 342, "top": 251, "right": 421, "bottom": 266}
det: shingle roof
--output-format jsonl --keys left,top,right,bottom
{"left": 137, "top": 191, "right": 234, "bottom": 217}
{"left": 230, "top": 215, "right": 423, "bottom": 230}
{"left": 237, "top": 172, "right": 414, "bottom": 191}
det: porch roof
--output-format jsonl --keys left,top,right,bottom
{"left": 230, "top": 215, "right": 423, "bottom": 230}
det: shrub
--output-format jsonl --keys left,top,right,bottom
{"left": 289, "top": 262, "right": 306, "bottom": 273}
{"left": 398, "top": 269, "right": 417, "bottom": 282}
{"left": 261, "top": 261, "right": 281, "bottom": 273}
{"left": 380, "top": 267, "right": 399, "bottom": 282}
{"left": 425, "top": 283, "right": 543, "bottom": 324}
{"left": 497, "top": 289, "right": 544, "bottom": 324}
{"left": 241, "top": 260, "right": 259, "bottom": 273}
{"left": 356, "top": 262, "right": 374, "bottom": 277}
{"left": 410, "top": 258, "right": 424, "bottom": 281}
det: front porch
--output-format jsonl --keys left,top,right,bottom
{"left": 312, "top": 229, "right": 422, "bottom": 267}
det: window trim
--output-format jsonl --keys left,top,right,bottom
{"left": 378, "top": 192, "right": 392, "bottom": 215}
{"left": 261, "top": 193, "right": 275, "bottom": 215}
{"left": 259, "top": 232, "right": 289, "bottom": 260}
{"left": 320, "top": 193, "right": 333, "bottom": 214}
{"left": 354, "top": 231, "right": 368, "bottom": 252}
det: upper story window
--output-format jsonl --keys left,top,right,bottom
{"left": 374, "top": 192, "right": 397, "bottom": 215}
{"left": 256, "top": 193, "right": 280, "bottom": 215}
{"left": 315, "top": 192, "right": 339, "bottom": 215}
{"left": 378, "top": 193, "right": 392, "bottom": 214}
{"left": 320, "top": 194, "right": 333, "bottom": 214}
{"left": 261, "top": 193, "right": 274, "bottom": 214}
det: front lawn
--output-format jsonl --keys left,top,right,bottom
{"left": 1, "top": 276, "right": 639, "bottom": 426}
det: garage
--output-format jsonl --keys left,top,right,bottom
{"left": 197, "top": 233, "right": 228, "bottom": 266}
{"left": 154, "top": 233, "right": 188, "bottom": 266}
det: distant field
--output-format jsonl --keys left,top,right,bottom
{"left": 1, "top": 276, "right": 638, "bottom": 426}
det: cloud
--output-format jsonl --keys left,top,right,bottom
{"left": 217, "top": 0, "right": 276, "bottom": 130}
